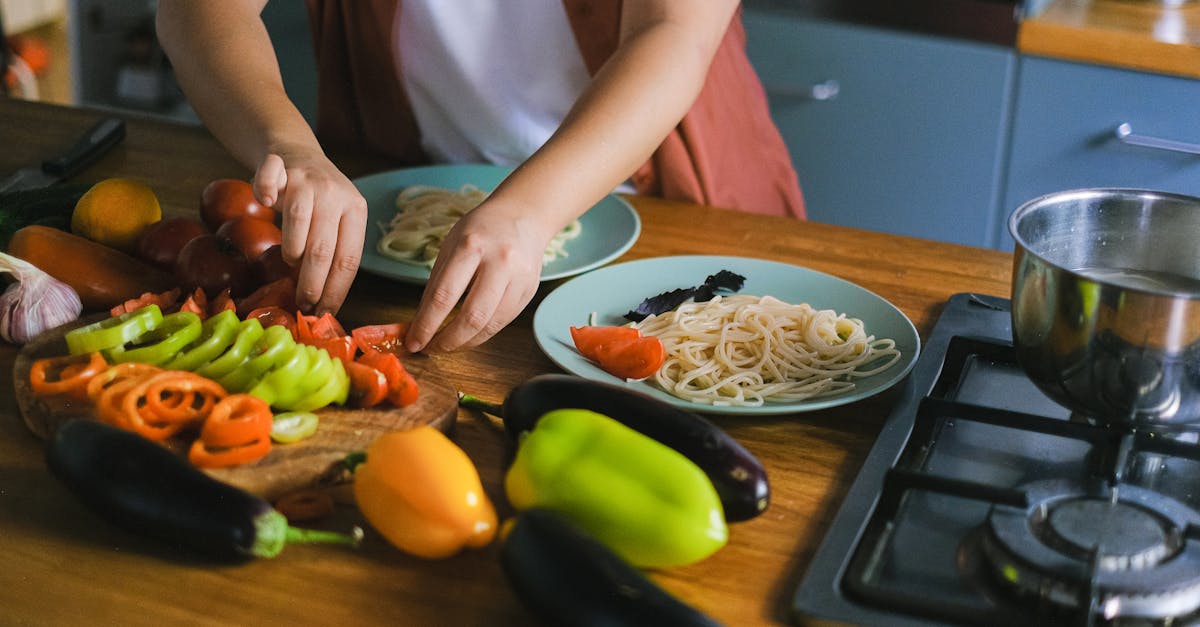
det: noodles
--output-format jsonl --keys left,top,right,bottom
{"left": 632, "top": 294, "right": 901, "bottom": 407}
{"left": 376, "top": 184, "right": 582, "bottom": 267}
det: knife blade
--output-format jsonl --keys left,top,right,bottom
{"left": 0, "top": 117, "right": 126, "bottom": 194}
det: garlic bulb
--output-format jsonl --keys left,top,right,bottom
{"left": 0, "top": 251, "right": 83, "bottom": 345}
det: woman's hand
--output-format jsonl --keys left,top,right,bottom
{"left": 404, "top": 199, "right": 550, "bottom": 353}
{"left": 254, "top": 151, "right": 367, "bottom": 315}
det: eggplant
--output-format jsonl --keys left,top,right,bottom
{"left": 46, "top": 419, "right": 359, "bottom": 560}
{"left": 459, "top": 374, "right": 769, "bottom": 522}
{"left": 501, "top": 508, "right": 723, "bottom": 627}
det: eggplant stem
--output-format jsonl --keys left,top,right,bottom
{"left": 457, "top": 392, "right": 503, "bottom": 417}
{"left": 286, "top": 525, "right": 364, "bottom": 548}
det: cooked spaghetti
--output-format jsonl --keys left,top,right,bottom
{"left": 631, "top": 294, "right": 901, "bottom": 407}
{"left": 376, "top": 184, "right": 582, "bottom": 267}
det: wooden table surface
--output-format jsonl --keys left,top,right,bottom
{"left": 1020, "top": 0, "right": 1200, "bottom": 79}
{"left": 0, "top": 99, "right": 1013, "bottom": 626}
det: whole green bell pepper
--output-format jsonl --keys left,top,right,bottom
{"left": 504, "top": 408, "right": 727, "bottom": 568}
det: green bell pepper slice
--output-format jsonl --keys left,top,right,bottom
{"left": 163, "top": 309, "right": 240, "bottom": 372}
{"left": 273, "top": 345, "right": 334, "bottom": 410}
{"left": 248, "top": 341, "right": 311, "bottom": 407}
{"left": 65, "top": 305, "right": 163, "bottom": 355}
{"left": 195, "top": 317, "right": 264, "bottom": 380}
{"left": 505, "top": 408, "right": 728, "bottom": 569}
{"left": 104, "top": 310, "right": 203, "bottom": 366}
{"left": 217, "top": 324, "right": 296, "bottom": 393}
{"left": 270, "top": 411, "right": 320, "bottom": 443}
{"left": 289, "top": 355, "right": 349, "bottom": 412}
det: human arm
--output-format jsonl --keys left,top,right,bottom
{"left": 155, "top": 0, "right": 365, "bottom": 315}
{"left": 405, "top": 0, "right": 741, "bottom": 352}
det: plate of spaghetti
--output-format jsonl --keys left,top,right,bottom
{"left": 532, "top": 255, "right": 920, "bottom": 415}
{"left": 355, "top": 164, "right": 641, "bottom": 285}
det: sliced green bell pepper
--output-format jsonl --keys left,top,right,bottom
{"left": 289, "top": 355, "right": 349, "bottom": 412}
{"left": 505, "top": 408, "right": 728, "bottom": 569}
{"left": 248, "top": 342, "right": 311, "bottom": 407}
{"left": 195, "top": 317, "right": 264, "bottom": 380}
{"left": 104, "top": 310, "right": 203, "bottom": 366}
{"left": 65, "top": 305, "right": 163, "bottom": 355}
{"left": 217, "top": 324, "right": 296, "bottom": 393}
{"left": 164, "top": 309, "right": 240, "bottom": 372}
{"left": 272, "top": 345, "right": 334, "bottom": 410}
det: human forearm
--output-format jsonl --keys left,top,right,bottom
{"left": 488, "top": 0, "right": 740, "bottom": 238}
{"left": 155, "top": 0, "right": 322, "bottom": 170}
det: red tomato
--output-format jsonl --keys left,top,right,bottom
{"left": 569, "top": 325, "right": 641, "bottom": 362}
{"left": 296, "top": 312, "right": 348, "bottom": 342}
{"left": 236, "top": 277, "right": 298, "bottom": 318}
{"left": 245, "top": 306, "right": 297, "bottom": 334}
{"left": 135, "top": 216, "right": 208, "bottom": 271}
{"left": 217, "top": 216, "right": 282, "bottom": 262}
{"left": 254, "top": 244, "right": 300, "bottom": 285}
{"left": 200, "top": 179, "right": 276, "bottom": 230}
{"left": 175, "top": 234, "right": 254, "bottom": 298}
{"left": 351, "top": 323, "right": 409, "bottom": 355}
{"left": 358, "top": 350, "right": 419, "bottom": 407}
{"left": 344, "top": 360, "right": 388, "bottom": 408}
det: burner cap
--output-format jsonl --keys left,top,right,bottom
{"left": 982, "top": 479, "right": 1200, "bottom": 620}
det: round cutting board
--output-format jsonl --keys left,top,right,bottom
{"left": 13, "top": 317, "right": 458, "bottom": 501}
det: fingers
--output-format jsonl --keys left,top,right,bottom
{"left": 405, "top": 245, "right": 481, "bottom": 353}
{"left": 313, "top": 201, "right": 367, "bottom": 314}
{"left": 253, "top": 154, "right": 287, "bottom": 207}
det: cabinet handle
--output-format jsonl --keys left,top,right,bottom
{"left": 1114, "top": 123, "right": 1200, "bottom": 156}
{"left": 768, "top": 79, "right": 840, "bottom": 101}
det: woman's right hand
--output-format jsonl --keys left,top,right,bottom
{"left": 253, "top": 150, "right": 368, "bottom": 316}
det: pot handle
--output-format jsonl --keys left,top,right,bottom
{"left": 1114, "top": 123, "right": 1200, "bottom": 156}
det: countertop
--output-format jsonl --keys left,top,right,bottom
{"left": 1019, "top": 0, "right": 1200, "bottom": 78}
{"left": 0, "top": 99, "right": 1014, "bottom": 626}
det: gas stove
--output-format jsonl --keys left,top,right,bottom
{"left": 791, "top": 293, "right": 1200, "bottom": 626}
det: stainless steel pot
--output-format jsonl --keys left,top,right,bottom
{"left": 1009, "top": 188, "right": 1200, "bottom": 429}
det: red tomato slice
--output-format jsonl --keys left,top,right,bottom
{"left": 245, "top": 306, "right": 296, "bottom": 335}
{"left": 344, "top": 360, "right": 388, "bottom": 408}
{"left": 303, "top": 335, "right": 356, "bottom": 363}
{"left": 237, "top": 277, "right": 298, "bottom": 318}
{"left": 295, "top": 311, "right": 347, "bottom": 342}
{"left": 209, "top": 287, "right": 237, "bottom": 317}
{"left": 358, "top": 349, "right": 419, "bottom": 407}
{"left": 351, "top": 323, "right": 409, "bottom": 356}
{"left": 593, "top": 335, "right": 666, "bottom": 381}
{"left": 569, "top": 325, "right": 642, "bottom": 362}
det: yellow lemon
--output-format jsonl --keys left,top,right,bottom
{"left": 71, "top": 178, "right": 162, "bottom": 252}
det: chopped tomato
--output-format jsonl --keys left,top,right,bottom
{"left": 305, "top": 335, "right": 356, "bottom": 363}
{"left": 358, "top": 349, "right": 419, "bottom": 407}
{"left": 296, "top": 310, "right": 347, "bottom": 341}
{"left": 351, "top": 323, "right": 409, "bottom": 356}
{"left": 109, "top": 288, "right": 182, "bottom": 318}
{"left": 344, "top": 359, "right": 388, "bottom": 408}
{"left": 568, "top": 325, "right": 641, "bottom": 362}
{"left": 245, "top": 306, "right": 297, "bottom": 335}
{"left": 209, "top": 287, "right": 237, "bottom": 317}
{"left": 178, "top": 287, "right": 208, "bottom": 318}
{"left": 237, "top": 277, "right": 298, "bottom": 318}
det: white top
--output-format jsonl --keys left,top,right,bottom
{"left": 394, "top": 0, "right": 592, "bottom": 167}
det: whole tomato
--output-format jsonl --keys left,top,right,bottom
{"left": 135, "top": 216, "right": 209, "bottom": 271}
{"left": 176, "top": 234, "right": 254, "bottom": 298}
{"left": 200, "top": 179, "right": 276, "bottom": 230}
{"left": 254, "top": 244, "right": 301, "bottom": 285}
{"left": 217, "top": 216, "right": 283, "bottom": 262}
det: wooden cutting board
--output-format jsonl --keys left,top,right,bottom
{"left": 13, "top": 317, "right": 458, "bottom": 501}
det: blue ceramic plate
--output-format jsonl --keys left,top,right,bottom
{"left": 355, "top": 164, "right": 640, "bottom": 285}
{"left": 533, "top": 255, "right": 921, "bottom": 416}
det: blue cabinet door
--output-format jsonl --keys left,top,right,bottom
{"left": 999, "top": 56, "right": 1200, "bottom": 249}
{"left": 743, "top": 11, "right": 1017, "bottom": 248}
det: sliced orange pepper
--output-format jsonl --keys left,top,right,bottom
{"left": 86, "top": 363, "right": 163, "bottom": 403}
{"left": 29, "top": 352, "right": 108, "bottom": 401}
{"left": 137, "top": 371, "right": 226, "bottom": 425}
{"left": 199, "top": 393, "right": 273, "bottom": 448}
{"left": 187, "top": 436, "right": 271, "bottom": 469}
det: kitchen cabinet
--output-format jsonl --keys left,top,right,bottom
{"left": 742, "top": 7, "right": 1018, "bottom": 249}
{"left": 997, "top": 55, "right": 1200, "bottom": 249}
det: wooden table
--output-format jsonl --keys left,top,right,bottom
{"left": 0, "top": 99, "right": 1013, "bottom": 626}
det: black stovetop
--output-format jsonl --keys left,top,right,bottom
{"left": 792, "top": 293, "right": 1200, "bottom": 626}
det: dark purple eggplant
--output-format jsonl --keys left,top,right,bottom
{"left": 459, "top": 373, "right": 769, "bottom": 521}
{"left": 501, "top": 508, "right": 724, "bottom": 627}
{"left": 46, "top": 419, "right": 359, "bottom": 560}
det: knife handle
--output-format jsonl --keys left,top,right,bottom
{"left": 42, "top": 117, "right": 127, "bottom": 179}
